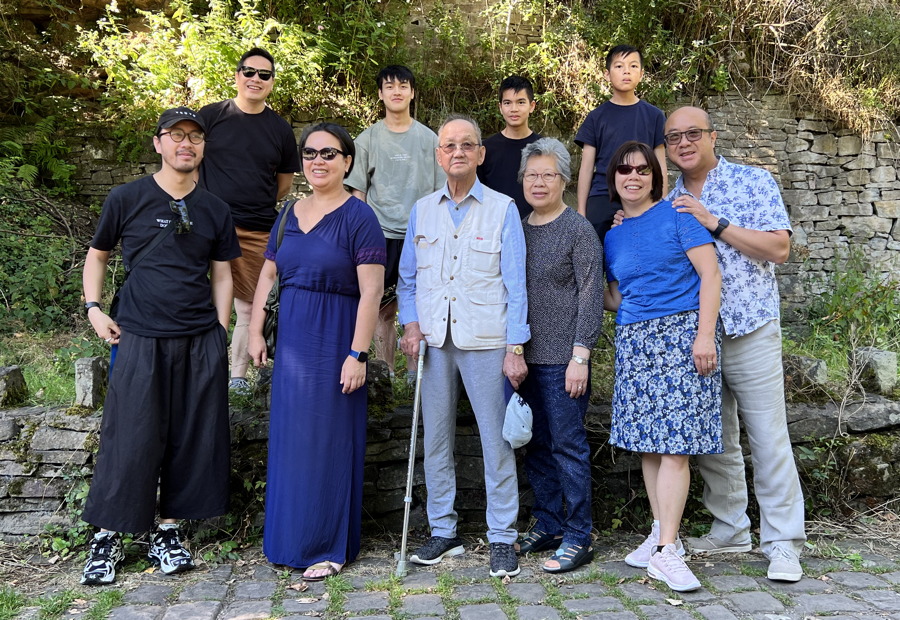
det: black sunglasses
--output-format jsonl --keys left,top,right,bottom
{"left": 170, "top": 199, "right": 191, "bottom": 234}
{"left": 301, "top": 147, "right": 347, "bottom": 161}
{"left": 615, "top": 164, "right": 653, "bottom": 176}
{"left": 238, "top": 65, "right": 274, "bottom": 81}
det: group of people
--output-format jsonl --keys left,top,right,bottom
{"left": 78, "top": 43, "right": 805, "bottom": 593}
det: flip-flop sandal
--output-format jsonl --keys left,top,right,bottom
{"left": 542, "top": 543, "right": 594, "bottom": 573}
{"left": 516, "top": 529, "right": 563, "bottom": 554}
{"left": 302, "top": 561, "right": 340, "bottom": 582}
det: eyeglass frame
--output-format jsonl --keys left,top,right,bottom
{"left": 158, "top": 128, "right": 206, "bottom": 145}
{"left": 664, "top": 128, "right": 714, "bottom": 146}
{"left": 237, "top": 65, "right": 274, "bottom": 81}
{"left": 615, "top": 164, "right": 653, "bottom": 176}
{"left": 522, "top": 171, "right": 564, "bottom": 183}
{"left": 300, "top": 146, "right": 348, "bottom": 161}
{"left": 438, "top": 142, "right": 481, "bottom": 154}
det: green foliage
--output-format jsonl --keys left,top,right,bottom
{"left": 796, "top": 436, "right": 853, "bottom": 518}
{"left": 0, "top": 588, "right": 26, "bottom": 620}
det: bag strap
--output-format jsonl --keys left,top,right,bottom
{"left": 125, "top": 216, "right": 177, "bottom": 275}
{"left": 275, "top": 198, "right": 296, "bottom": 251}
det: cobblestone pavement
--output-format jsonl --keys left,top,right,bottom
{"left": 13, "top": 533, "right": 900, "bottom": 620}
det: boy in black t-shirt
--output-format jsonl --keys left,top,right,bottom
{"left": 478, "top": 75, "right": 542, "bottom": 219}
{"left": 80, "top": 107, "right": 241, "bottom": 586}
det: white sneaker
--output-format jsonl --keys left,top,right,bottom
{"left": 624, "top": 522, "right": 685, "bottom": 568}
{"left": 647, "top": 543, "right": 701, "bottom": 592}
{"left": 766, "top": 544, "right": 802, "bottom": 582}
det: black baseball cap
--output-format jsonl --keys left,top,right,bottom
{"left": 156, "top": 107, "right": 207, "bottom": 135}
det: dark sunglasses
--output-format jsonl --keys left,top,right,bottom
{"left": 616, "top": 164, "right": 653, "bottom": 176}
{"left": 170, "top": 199, "right": 191, "bottom": 234}
{"left": 301, "top": 147, "right": 347, "bottom": 161}
{"left": 238, "top": 65, "right": 274, "bottom": 81}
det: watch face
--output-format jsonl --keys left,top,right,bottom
{"left": 357, "top": 351, "right": 369, "bottom": 363}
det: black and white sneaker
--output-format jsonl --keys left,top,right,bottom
{"left": 147, "top": 527, "right": 195, "bottom": 575}
{"left": 489, "top": 542, "right": 521, "bottom": 577}
{"left": 81, "top": 532, "right": 125, "bottom": 585}
{"left": 409, "top": 536, "right": 465, "bottom": 565}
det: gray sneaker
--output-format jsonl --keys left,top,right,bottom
{"left": 647, "top": 543, "right": 701, "bottom": 592}
{"left": 686, "top": 533, "right": 752, "bottom": 555}
{"left": 766, "top": 544, "right": 802, "bottom": 582}
{"left": 625, "top": 522, "right": 685, "bottom": 568}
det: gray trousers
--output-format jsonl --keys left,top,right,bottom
{"left": 421, "top": 338, "right": 518, "bottom": 544}
{"left": 696, "top": 320, "right": 806, "bottom": 555}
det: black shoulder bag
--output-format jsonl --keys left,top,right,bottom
{"left": 262, "top": 200, "right": 295, "bottom": 358}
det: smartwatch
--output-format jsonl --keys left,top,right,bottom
{"left": 84, "top": 301, "right": 102, "bottom": 315}
{"left": 712, "top": 217, "right": 730, "bottom": 238}
{"left": 349, "top": 349, "right": 369, "bottom": 363}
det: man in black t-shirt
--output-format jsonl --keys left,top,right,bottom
{"left": 81, "top": 107, "right": 241, "bottom": 586}
{"left": 477, "top": 76, "right": 542, "bottom": 219}
{"left": 199, "top": 47, "right": 301, "bottom": 395}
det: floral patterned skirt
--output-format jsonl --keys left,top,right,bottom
{"left": 609, "top": 310, "right": 723, "bottom": 455}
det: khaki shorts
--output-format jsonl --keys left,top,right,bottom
{"left": 231, "top": 227, "right": 270, "bottom": 301}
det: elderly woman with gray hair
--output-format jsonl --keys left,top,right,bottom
{"left": 515, "top": 137, "right": 603, "bottom": 573}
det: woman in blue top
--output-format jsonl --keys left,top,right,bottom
{"left": 603, "top": 141, "right": 722, "bottom": 592}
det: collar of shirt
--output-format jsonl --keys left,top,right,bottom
{"left": 440, "top": 177, "right": 485, "bottom": 227}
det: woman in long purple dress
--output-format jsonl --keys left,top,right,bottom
{"left": 249, "top": 123, "right": 385, "bottom": 580}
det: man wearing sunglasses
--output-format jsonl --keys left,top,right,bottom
{"left": 665, "top": 105, "right": 805, "bottom": 583}
{"left": 199, "top": 47, "right": 301, "bottom": 397}
{"left": 80, "top": 107, "right": 241, "bottom": 585}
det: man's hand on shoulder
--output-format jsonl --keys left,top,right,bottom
{"left": 611, "top": 209, "right": 626, "bottom": 228}
{"left": 671, "top": 195, "right": 717, "bottom": 230}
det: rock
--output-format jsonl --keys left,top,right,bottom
{"left": 787, "top": 402, "right": 842, "bottom": 442}
{"left": 366, "top": 359, "right": 394, "bottom": 415}
{"left": 75, "top": 357, "right": 108, "bottom": 409}
{"left": 845, "top": 396, "right": 900, "bottom": 432}
{"left": 852, "top": 347, "right": 898, "bottom": 395}
{"left": 0, "top": 367, "right": 27, "bottom": 408}
{"left": 783, "top": 354, "right": 828, "bottom": 389}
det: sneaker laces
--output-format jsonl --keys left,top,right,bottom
{"left": 655, "top": 547, "right": 691, "bottom": 574}
{"left": 154, "top": 528, "right": 183, "bottom": 549}
{"left": 770, "top": 545, "right": 797, "bottom": 561}
{"left": 90, "top": 534, "right": 118, "bottom": 559}
{"left": 490, "top": 542, "right": 516, "bottom": 564}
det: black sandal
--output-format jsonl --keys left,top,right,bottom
{"left": 516, "top": 529, "right": 562, "bottom": 555}
{"left": 542, "top": 543, "right": 594, "bottom": 573}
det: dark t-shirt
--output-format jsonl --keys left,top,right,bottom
{"left": 198, "top": 99, "right": 301, "bottom": 231}
{"left": 91, "top": 176, "right": 242, "bottom": 337}
{"left": 574, "top": 100, "right": 665, "bottom": 197}
{"left": 478, "top": 131, "right": 542, "bottom": 219}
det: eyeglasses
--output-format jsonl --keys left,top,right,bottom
{"left": 438, "top": 142, "right": 480, "bottom": 154}
{"left": 238, "top": 65, "right": 274, "bottom": 81}
{"left": 615, "top": 164, "right": 653, "bottom": 176}
{"left": 159, "top": 129, "right": 205, "bottom": 144}
{"left": 664, "top": 128, "right": 713, "bottom": 146}
{"left": 170, "top": 199, "right": 191, "bottom": 234}
{"left": 523, "top": 172, "right": 563, "bottom": 183}
{"left": 301, "top": 146, "right": 347, "bottom": 161}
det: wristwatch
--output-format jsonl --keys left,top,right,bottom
{"left": 84, "top": 301, "right": 102, "bottom": 314}
{"left": 571, "top": 354, "right": 589, "bottom": 365}
{"left": 349, "top": 349, "right": 369, "bottom": 363}
{"left": 506, "top": 344, "right": 524, "bottom": 355}
{"left": 712, "top": 217, "right": 730, "bottom": 238}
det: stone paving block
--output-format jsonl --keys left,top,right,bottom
{"left": 516, "top": 605, "right": 560, "bottom": 620}
{"left": 560, "top": 583, "right": 608, "bottom": 597}
{"left": 880, "top": 571, "right": 900, "bottom": 585}
{"left": 123, "top": 585, "right": 174, "bottom": 605}
{"left": 595, "top": 561, "right": 645, "bottom": 579}
{"left": 218, "top": 601, "right": 272, "bottom": 620}
{"left": 346, "top": 616, "right": 392, "bottom": 620}
{"left": 793, "top": 593, "right": 873, "bottom": 614}
{"left": 402, "top": 570, "right": 439, "bottom": 589}
{"left": 707, "top": 575, "right": 760, "bottom": 592}
{"left": 176, "top": 582, "right": 228, "bottom": 602}
{"left": 449, "top": 566, "right": 488, "bottom": 581}
{"left": 233, "top": 580, "right": 276, "bottom": 599}
{"left": 672, "top": 586, "right": 718, "bottom": 603}
{"left": 696, "top": 604, "right": 740, "bottom": 620}
{"left": 458, "top": 603, "right": 509, "bottom": 619}
{"left": 161, "top": 601, "right": 222, "bottom": 620}
{"left": 281, "top": 595, "right": 328, "bottom": 614}
{"left": 249, "top": 564, "right": 279, "bottom": 580}
{"left": 455, "top": 583, "right": 497, "bottom": 601}
{"left": 563, "top": 596, "right": 624, "bottom": 613}
{"left": 759, "top": 576, "right": 832, "bottom": 593}
{"left": 723, "top": 591, "right": 785, "bottom": 614}
{"left": 618, "top": 582, "right": 667, "bottom": 603}
{"left": 692, "top": 560, "right": 747, "bottom": 577}
{"left": 344, "top": 591, "right": 390, "bottom": 612}
{"left": 506, "top": 582, "right": 547, "bottom": 603}
{"left": 205, "top": 564, "right": 233, "bottom": 581}
{"left": 400, "top": 593, "right": 445, "bottom": 616}
{"left": 288, "top": 577, "right": 326, "bottom": 595}
{"left": 638, "top": 604, "right": 696, "bottom": 619}
{"left": 580, "top": 612, "right": 639, "bottom": 620}
{"left": 108, "top": 606, "right": 165, "bottom": 620}
{"left": 825, "top": 571, "right": 890, "bottom": 588}
{"left": 858, "top": 589, "right": 900, "bottom": 612}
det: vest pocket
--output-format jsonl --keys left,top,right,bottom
{"left": 468, "top": 237, "right": 501, "bottom": 273}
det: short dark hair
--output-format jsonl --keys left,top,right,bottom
{"left": 237, "top": 47, "right": 275, "bottom": 72}
{"left": 377, "top": 65, "right": 416, "bottom": 91}
{"left": 606, "top": 141, "right": 663, "bottom": 204}
{"left": 605, "top": 45, "right": 642, "bottom": 70}
{"left": 299, "top": 122, "right": 356, "bottom": 178}
{"left": 498, "top": 75, "right": 534, "bottom": 102}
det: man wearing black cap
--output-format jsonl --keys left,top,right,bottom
{"left": 80, "top": 107, "right": 241, "bottom": 585}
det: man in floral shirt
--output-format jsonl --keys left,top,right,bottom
{"left": 664, "top": 106, "right": 805, "bottom": 582}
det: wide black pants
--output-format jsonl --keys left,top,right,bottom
{"left": 82, "top": 325, "right": 230, "bottom": 533}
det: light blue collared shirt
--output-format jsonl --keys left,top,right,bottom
{"left": 398, "top": 178, "right": 531, "bottom": 345}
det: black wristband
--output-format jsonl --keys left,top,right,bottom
{"left": 84, "top": 301, "right": 102, "bottom": 314}
{"left": 712, "top": 217, "right": 730, "bottom": 239}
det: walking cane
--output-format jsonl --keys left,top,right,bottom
{"left": 395, "top": 339, "right": 427, "bottom": 577}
